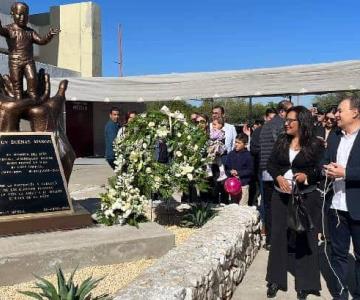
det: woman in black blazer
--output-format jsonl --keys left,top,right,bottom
{"left": 265, "top": 106, "right": 324, "bottom": 300}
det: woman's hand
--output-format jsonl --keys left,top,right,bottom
{"left": 294, "top": 172, "right": 307, "bottom": 184}
{"left": 242, "top": 124, "right": 251, "bottom": 136}
{"left": 276, "top": 175, "right": 291, "bottom": 193}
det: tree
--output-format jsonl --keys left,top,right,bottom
{"left": 313, "top": 91, "right": 360, "bottom": 112}
{"left": 145, "top": 97, "right": 275, "bottom": 124}
{"left": 145, "top": 100, "right": 195, "bottom": 117}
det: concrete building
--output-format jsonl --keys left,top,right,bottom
{"left": 29, "top": 2, "right": 102, "bottom": 77}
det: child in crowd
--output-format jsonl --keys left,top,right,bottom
{"left": 207, "top": 118, "right": 227, "bottom": 181}
{"left": 225, "top": 133, "right": 254, "bottom": 205}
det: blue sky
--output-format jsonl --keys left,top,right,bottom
{"left": 26, "top": 0, "right": 360, "bottom": 106}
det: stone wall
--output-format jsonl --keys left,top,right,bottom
{"left": 115, "top": 205, "right": 261, "bottom": 300}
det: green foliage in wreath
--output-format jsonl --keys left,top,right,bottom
{"left": 97, "top": 107, "right": 210, "bottom": 226}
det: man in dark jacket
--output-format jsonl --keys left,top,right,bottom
{"left": 250, "top": 108, "right": 276, "bottom": 229}
{"left": 104, "top": 107, "right": 120, "bottom": 169}
{"left": 323, "top": 97, "right": 360, "bottom": 300}
{"left": 258, "top": 100, "right": 293, "bottom": 248}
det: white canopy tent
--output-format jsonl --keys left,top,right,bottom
{"left": 51, "top": 60, "right": 360, "bottom": 103}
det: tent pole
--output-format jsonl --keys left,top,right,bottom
{"left": 248, "top": 97, "right": 253, "bottom": 122}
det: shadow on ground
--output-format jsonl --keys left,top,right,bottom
{"left": 76, "top": 198, "right": 101, "bottom": 214}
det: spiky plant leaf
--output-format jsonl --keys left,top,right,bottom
{"left": 75, "top": 277, "right": 92, "bottom": 298}
{"left": 56, "top": 266, "right": 69, "bottom": 299}
{"left": 78, "top": 277, "right": 104, "bottom": 300}
{"left": 18, "top": 266, "right": 110, "bottom": 300}
{"left": 18, "top": 291, "right": 44, "bottom": 300}
{"left": 33, "top": 275, "right": 59, "bottom": 299}
{"left": 181, "top": 203, "right": 216, "bottom": 228}
{"left": 66, "top": 283, "right": 76, "bottom": 300}
{"left": 67, "top": 265, "right": 79, "bottom": 288}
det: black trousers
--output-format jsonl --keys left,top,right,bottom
{"left": 328, "top": 209, "right": 360, "bottom": 300}
{"left": 263, "top": 181, "right": 274, "bottom": 245}
{"left": 266, "top": 190, "right": 322, "bottom": 292}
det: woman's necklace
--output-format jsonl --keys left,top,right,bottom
{"left": 290, "top": 139, "right": 301, "bottom": 151}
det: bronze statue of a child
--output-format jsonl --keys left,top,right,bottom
{"left": 0, "top": 2, "right": 60, "bottom": 100}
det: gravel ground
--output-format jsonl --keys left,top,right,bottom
{"left": 0, "top": 226, "right": 195, "bottom": 300}
{"left": 167, "top": 225, "right": 197, "bottom": 246}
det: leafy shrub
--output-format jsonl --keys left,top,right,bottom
{"left": 18, "top": 266, "right": 111, "bottom": 300}
{"left": 181, "top": 203, "right": 216, "bottom": 228}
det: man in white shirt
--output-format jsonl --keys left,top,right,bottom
{"left": 323, "top": 97, "right": 360, "bottom": 300}
{"left": 209, "top": 106, "right": 237, "bottom": 203}
{"left": 210, "top": 105, "right": 237, "bottom": 153}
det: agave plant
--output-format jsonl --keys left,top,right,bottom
{"left": 181, "top": 202, "right": 216, "bottom": 228}
{"left": 18, "top": 266, "right": 111, "bottom": 300}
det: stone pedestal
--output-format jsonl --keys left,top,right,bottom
{"left": 0, "top": 133, "right": 90, "bottom": 235}
{"left": 0, "top": 202, "right": 92, "bottom": 236}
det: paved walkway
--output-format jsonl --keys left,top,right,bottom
{"left": 68, "top": 158, "right": 113, "bottom": 200}
{"left": 232, "top": 243, "right": 358, "bottom": 300}
{"left": 232, "top": 248, "right": 333, "bottom": 299}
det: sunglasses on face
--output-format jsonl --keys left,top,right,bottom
{"left": 197, "top": 120, "right": 206, "bottom": 124}
{"left": 325, "top": 117, "right": 336, "bottom": 122}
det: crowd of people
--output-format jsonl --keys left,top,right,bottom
{"left": 104, "top": 97, "right": 360, "bottom": 300}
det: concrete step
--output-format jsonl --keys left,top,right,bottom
{"left": 0, "top": 222, "right": 175, "bottom": 285}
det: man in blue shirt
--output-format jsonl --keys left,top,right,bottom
{"left": 104, "top": 107, "right": 120, "bottom": 169}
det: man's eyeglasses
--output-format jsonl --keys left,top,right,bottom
{"left": 284, "top": 118, "right": 298, "bottom": 124}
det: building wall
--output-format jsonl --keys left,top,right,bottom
{"left": 32, "top": 2, "right": 102, "bottom": 77}
{"left": 0, "top": 0, "right": 15, "bottom": 14}
{"left": 29, "top": 12, "right": 56, "bottom": 62}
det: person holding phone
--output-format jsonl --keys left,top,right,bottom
{"left": 323, "top": 97, "right": 360, "bottom": 300}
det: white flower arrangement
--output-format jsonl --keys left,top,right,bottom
{"left": 98, "top": 107, "right": 210, "bottom": 226}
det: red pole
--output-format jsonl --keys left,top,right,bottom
{"left": 118, "top": 24, "right": 123, "bottom": 77}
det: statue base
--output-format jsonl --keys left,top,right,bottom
{"left": 0, "top": 202, "right": 93, "bottom": 236}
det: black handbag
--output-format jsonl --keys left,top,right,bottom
{"left": 287, "top": 183, "right": 314, "bottom": 233}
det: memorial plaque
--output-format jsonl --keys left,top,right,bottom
{"left": 0, "top": 132, "right": 72, "bottom": 216}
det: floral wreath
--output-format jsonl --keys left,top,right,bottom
{"left": 97, "top": 106, "right": 209, "bottom": 226}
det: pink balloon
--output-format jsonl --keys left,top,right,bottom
{"left": 224, "top": 177, "right": 242, "bottom": 196}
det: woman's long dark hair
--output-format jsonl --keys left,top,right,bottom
{"left": 278, "top": 106, "right": 322, "bottom": 160}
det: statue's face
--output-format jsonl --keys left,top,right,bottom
{"left": 12, "top": 4, "right": 29, "bottom": 27}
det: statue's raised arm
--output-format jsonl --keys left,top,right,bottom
{"left": 32, "top": 27, "right": 61, "bottom": 45}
